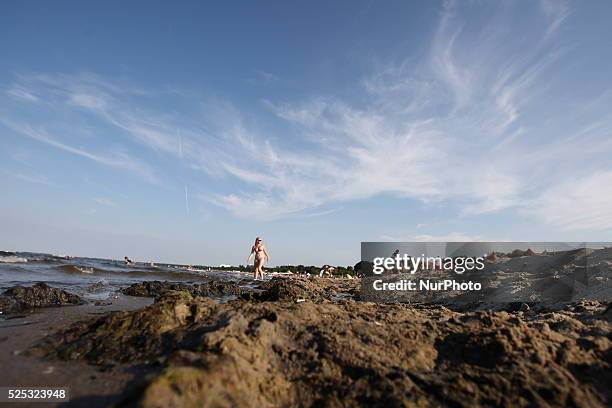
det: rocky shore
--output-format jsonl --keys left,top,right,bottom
{"left": 14, "top": 277, "right": 609, "bottom": 407}
{"left": 121, "top": 280, "right": 243, "bottom": 299}
{"left": 0, "top": 282, "right": 84, "bottom": 315}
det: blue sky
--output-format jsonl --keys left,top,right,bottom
{"left": 1, "top": 0, "right": 612, "bottom": 266}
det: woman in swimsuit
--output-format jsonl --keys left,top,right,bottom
{"left": 248, "top": 237, "right": 269, "bottom": 280}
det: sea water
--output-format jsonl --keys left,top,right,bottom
{"left": 0, "top": 251, "right": 249, "bottom": 302}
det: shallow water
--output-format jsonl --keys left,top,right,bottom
{"left": 0, "top": 252, "right": 251, "bottom": 301}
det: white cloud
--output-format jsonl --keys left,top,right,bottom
{"left": 380, "top": 232, "right": 486, "bottom": 242}
{"left": 529, "top": 171, "right": 612, "bottom": 231}
{"left": 92, "top": 197, "right": 117, "bottom": 207}
{"left": 461, "top": 171, "right": 521, "bottom": 215}
{"left": 540, "top": 0, "right": 571, "bottom": 37}
{"left": 70, "top": 93, "right": 107, "bottom": 110}
{"left": 6, "top": 87, "right": 39, "bottom": 102}
{"left": 7, "top": 73, "right": 180, "bottom": 156}
{"left": 413, "top": 232, "right": 486, "bottom": 242}
{"left": 3, "top": 0, "right": 610, "bottom": 231}
{"left": 430, "top": 0, "right": 473, "bottom": 110}
{"left": 1, "top": 118, "right": 160, "bottom": 184}
{"left": 7, "top": 172, "right": 53, "bottom": 186}
{"left": 211, "top": 0, "right": 574, "bottom": 219}
{"left": 253, "top": 70, "right": 280, "bottom": 84}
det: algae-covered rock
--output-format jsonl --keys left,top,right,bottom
{"left": 122, "top": 280, "right": 242, "bottom": 298}
{"left": 0, "top": 282, "right": 83, "bottom": 314}
{"left": 34, "top": 289, "right": 612, "bottom": 407}
{"left": 242, "top": 277, "right": 357, "bottom": 303}
{"left": 127, "top": 361, "right": 295, "bottom": 408}
{"left": 34, "top": 291, "right": 217, "bottom": 364}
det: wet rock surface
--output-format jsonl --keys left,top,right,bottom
{"left": 0, "top": 282, "right": 83, "bottom": 315}
{"left": 33, "top": 278, "right": 611, "bottom": 407}
{"left": 121, "top": 280, "right": 242, "bottom": 298}
{"left": 244, "top": 277, "right": 360, "bottom": 302}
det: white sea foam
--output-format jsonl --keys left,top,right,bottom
{"left": 76, "top": 266, "right": 94, "bottom": 274}
{"left": 0, "top": 256, "right": 28, "bottom": 263}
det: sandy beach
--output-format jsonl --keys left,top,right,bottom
{"left": 0, "top": 295, "right": 153, "bottom": 407}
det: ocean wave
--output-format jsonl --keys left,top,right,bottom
{"left": 0, "top": 256, "right": 28, "bottom": 263}
{"left": 76, "top": 266, "right": 94, "bottom": 274}
{"left": 55, "top": 265, "right": 104, "bottom": 275}
{"left": 51, "top": 264, "right": 213, "bottom": 280}
{"left": 120, "top": 269, "right": 213, "bottom": 280}
{"left": 31, "top": 256, "right": 73, "bottom": 264}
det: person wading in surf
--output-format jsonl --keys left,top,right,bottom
{"left": 247, "top": 237, "right": 269, "bottom": 280}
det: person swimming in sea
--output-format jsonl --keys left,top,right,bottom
{"left": 247, "top": 237, "right": 269, "bottom": 280}
{"left": 124, "top": 256, "right": 134, "bottom": 265}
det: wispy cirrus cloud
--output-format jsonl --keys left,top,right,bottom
{"left": 92, "top": 197, "right": 117, "bottom": 207}
{"left": 6, "top": 86, "right": 39, "bottom": 102}
{"left": 5, "top": 171, "right": 53, "bottom": 186}
{"left": 205, "top": 0, "right": 575, "bottom": 220}
{"left": 379, "top": 232, "right": 487, "bottom": 242}
{"left": 528, "top": 170, "right": 612, "bottom": 231}
{"left": 205, "top": 0, "right": 612, "bottom": 230}
{"left": 0, "top": 118, "right": 160, "bottom": 184}
{"left": 2, "top": 0, "right": 611, "bottom": 233}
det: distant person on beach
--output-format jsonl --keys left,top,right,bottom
{"left": 392, "top": 249, "right": 400, "bottom": 273}
{"left": 124, "top": 256, "right": 134, "bottom": 265}
{"left": 319, "top": 265, "right": 335, "bottom": 277}
{"left": 247, "top": 237, "right": 269, "bottom": 280}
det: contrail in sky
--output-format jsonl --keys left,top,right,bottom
{"left": 184, "top": 185, "right": 190, "bottom": 213}
{"left": 179, "top": 128, "right": 188, "bottom": 213}
{"left": 178, "top": 128, "right": 183, "bottom": 158}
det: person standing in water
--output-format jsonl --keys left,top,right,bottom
{"left": 247, "top": 237, "right": 269, "bottom": 280}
